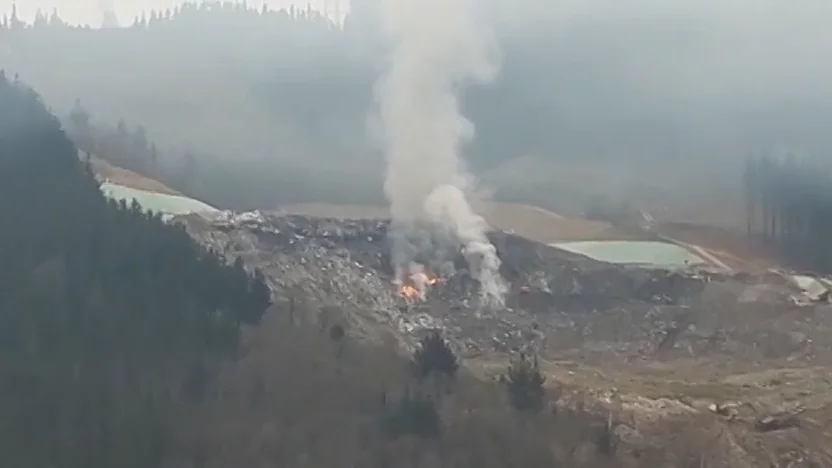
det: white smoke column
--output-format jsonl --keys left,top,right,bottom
{"left": 376, "top": 0, "right": 506, "bottom": 306}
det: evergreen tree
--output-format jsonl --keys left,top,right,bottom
{"left": 0, "top": 73, "right": 271, "bottom": 468}
{"left": 411, "top": 331, "right": 459, "bottom": 381}
{"left": 743, "top": 152, "right": 832, "bottom": 272}
{"left": 502, "top": 353, "right": 546, "bottom": 414}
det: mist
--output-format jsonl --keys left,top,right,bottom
{"left": 2, "top": 0, "right": 832, "bottom": 214}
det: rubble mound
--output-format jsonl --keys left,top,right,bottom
{"left": 173, "top": 210, "right": 832, "bottom": 465}
{"left": 172, "top": 211, "right": 816, "bottom": 361}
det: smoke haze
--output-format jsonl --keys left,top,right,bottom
{"left": 3, "top": 0, "right": 832, "bottom": 228}
{"left": 376, "top": 0, "right": 506, "bottom": 306}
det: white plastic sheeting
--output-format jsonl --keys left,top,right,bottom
{"left": 788, "top": 274, "right": 832, "bottom": 306}
{"left": 100, "top": 182, "right": 219, "bottom": 215}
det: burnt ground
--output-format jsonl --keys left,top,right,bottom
{"left": 176, "top": 210, "right": 832, "bottom": 466}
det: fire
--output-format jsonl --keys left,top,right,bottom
{"left": 400, "top": 284, "right": 421, "bottom": 300}
{"left": 397, "top": 270, "right": 440, "bottom": 302}
{"left": 413, "top": 271, "right": 439, "bottom": 286}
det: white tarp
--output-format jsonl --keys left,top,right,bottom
{"left": 100, "top": 182, "right": 219, "bottom": 215}
{"left": 789, "top": 274, "right": 831, "bottom": 306}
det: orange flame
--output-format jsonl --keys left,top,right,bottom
{"left": 401, "top": 284, "right": 421, "bottom": 300}
{"left": 413, "top": 272, "right": 439, "bottom": 286}
{"left": 398, "top": 271, "right": 440, "bottom": 302}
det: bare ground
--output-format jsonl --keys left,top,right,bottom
{"left": 270, "top": 200, "right": 832, "bottom": 466}
{"left": 657, "top": 222, "right": 788, "bottom": 273}
{"left": 86, "top": 155, "right": 182, "bottom": 195}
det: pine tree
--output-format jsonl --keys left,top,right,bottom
{"left": 502, "top": 353, "right": 546, "bottom": 414}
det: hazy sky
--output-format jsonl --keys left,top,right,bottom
{"left": 6, "top": 0, "right": 832, "bottom": 163}
{"left": 0, "top": 0, "right": 341, "bottom": 25}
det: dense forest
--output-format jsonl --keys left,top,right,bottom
{"left": 744, "top": 154, "right": 832, "bottom": 272}
{"left": 0, "top": 72, "right": 271, "bottom": 467}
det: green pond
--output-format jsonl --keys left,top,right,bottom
{"left": 100, "top": 182, "right": 219, "bottom": 215}
{"left": 551, "top": 240, "right": 705, "bottom": 267}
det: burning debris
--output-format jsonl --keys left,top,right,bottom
{"left": 170, "top": 210, "right": 832, "bottom": 467}
{"left": 169, "top": 211, "right": 791, "bottom": 358}
{"left": 170, "top": 209, "right": 832, "bottom": 368}
{"left": 396, "top": 266, "right": 441, "bottom": 302}
{"left": 375, "top": 0, "right": 506, "bottom": 307}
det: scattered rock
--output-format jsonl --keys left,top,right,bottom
{"left": 171, "top": 211, "right": 830, "bottom": 366}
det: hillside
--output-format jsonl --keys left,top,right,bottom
{"left": 175, "top": 208, "right": 832, "bottom": 467}
{"left": 0, "top": 73, "right": 647, "bottom": 468}
{"left": 0, "top": 74, "right": 271, "bottom": 468}
{"left": 86, "top": 154, "right": 182, "bottom": 195}
{"left": 12, "top": 71, "right": 832, "bottom": 464}
{"left": 76, "top": 140, "right": 832, "bottom": 467}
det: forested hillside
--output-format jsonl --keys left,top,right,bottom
{"left": 0, "top": 71, "right": 271, "bottom": 467}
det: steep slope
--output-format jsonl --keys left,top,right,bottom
{"left": 82, "top": 154, "right": 220, "bottom": 215}
{"left": 0, "top": 74, "right": 271, "bottom": 468}
{"left": 86, "top": 154, "right": 182, "bottom": 195}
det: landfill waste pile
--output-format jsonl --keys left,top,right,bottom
{"left": 172, "top": 210, "right": 832, "bottom": 466}
{"left": 173, "top": 211, "right": 831, "bottom": 366}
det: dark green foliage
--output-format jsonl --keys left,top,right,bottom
{"left": 0, "top": 74, "right": 271, "bottom": 468}
{"left": 411, "top": 331, "right": 459, "bottom": 381}
{"left": 384, "top": 389, "right": 441, "bottom": 439}
{"left": 744, "top": 153, "right": 832, "bottom": 272}
{"left": 503, "top": 353, "right": 546, "bottom": 414}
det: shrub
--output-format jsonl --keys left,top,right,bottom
{"left": 503, "top": 353, "right": 546, "bottom": 414}
{"left": 411, "top": 331, "right": 459, "bottom": 381}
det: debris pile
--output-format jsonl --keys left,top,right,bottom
{"left": 173, "top": 211, "right": 832, "bottom": 363}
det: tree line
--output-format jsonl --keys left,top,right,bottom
{"left": 0, "top": 71, "right": 271, "bottom": 468}
{"left": 744, "top": 153, "right": 832, "bottom": 272}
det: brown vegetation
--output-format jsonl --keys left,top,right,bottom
{"left": 169, "top": 304, "right": 713, "bottom": 468}
{"left": 86, "top": 154, "right": 182, "bottom": 195}
{"left": 658, "top": 222, "right": 786, "bottom": 272}
{"left": 182, "top": 298, "right": 832, "bottom": 468}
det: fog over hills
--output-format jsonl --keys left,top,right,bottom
{"left": 3, "top": 0, "right": 832, "bottom": 212}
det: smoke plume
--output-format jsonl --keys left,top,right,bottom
{"left": 375, "top": 0, "right": 506, "bottom": 306}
